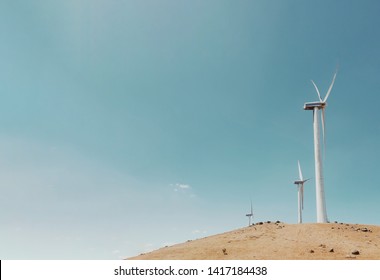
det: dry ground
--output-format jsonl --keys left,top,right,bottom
{"left": 127, "top": 222, "right": 380, "bottom": 260}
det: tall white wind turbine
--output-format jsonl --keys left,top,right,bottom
{"left": 245, "top": 200, "right": 253, "bottom": 226}
{"left": 304, "top": 71, "right": 337, "bottom": 223}
{"left": 293, "top": 161, "right": 309, "bottom": 224}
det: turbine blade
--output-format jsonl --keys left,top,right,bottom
{"left": 321, "top": 108, "right": 326, "bottom": 157}
{"left": 323, "top": 72, "right": 337, "bottom": 102}
{"left": 250, "top": 200, "right": 253, "bottom": 215}
{"left": 311, "top": 80, "right": 323, "bottom": 102}
{"left": 301, "top": 185, "right": 304, "bottom": 210}
{"left": 298, "top": 160, "right": 304, "bottom": 181}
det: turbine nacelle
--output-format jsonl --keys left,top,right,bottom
{"left": 294, "top": 179, "right": 309, "bottom": 185}
{"left": 303, "top": 101, "right": 326, "bottom": 110}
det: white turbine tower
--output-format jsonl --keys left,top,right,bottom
{"left": 293, "top": 161, "right": 310, "bottom": 224}
{"left": 245, "top": 200, "right": 253, "bottom": 226}
{"left": 304, "top": 71, "right": 337, "bottom": 223}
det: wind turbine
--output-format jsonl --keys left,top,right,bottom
{"left": 304, "top": 71, "right": 337, "bottom": 223}
{"left": 245, "top": 200, "right": 253, "bottom": 226}
{"left": 294, "top": 161, "right": 310, "bottom": 224}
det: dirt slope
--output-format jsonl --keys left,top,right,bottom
{"left": 127, "top": 222, "right": 380, "bottom": 260}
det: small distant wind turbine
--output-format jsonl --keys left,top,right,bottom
{"left": 245, "top": 200, "right": 254, "bottom": 226}
{"left": 304, "top": 70, "right": 337, "bottom": 223}
{"left": 294, "top": 161, "right": 310, "bottom": 224}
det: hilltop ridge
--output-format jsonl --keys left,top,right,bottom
{"left": 127, "top": 222, "right": 380, "bottom": 260}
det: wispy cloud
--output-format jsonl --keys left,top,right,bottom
{"left": 191, "top": 229, "right": 207, "bottom": 235}
{"left": 172, "top": 183, "right": 191, "bottom": 192}
{"left": 169, "top": 183, "right": 197, "bottom": 199}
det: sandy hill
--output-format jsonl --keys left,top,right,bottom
{"left": 128, "top": 222, "right": 380, "bottom": 260}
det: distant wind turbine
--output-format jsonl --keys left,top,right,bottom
{"left": 304, "top": 70, "right": 337, "bottom": 223}
{"left": 293, "top": 161, "right": 310, "bottom": 224}
{"left": 245, "top": 200, "right": 253, "bottom": 226}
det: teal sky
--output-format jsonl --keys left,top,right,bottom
{"left": 1, "top": 0, "right": 380, "bottom": 259}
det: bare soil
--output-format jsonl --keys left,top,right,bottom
{"left": 127, "top": 222, "right": 380, "bottom": 260}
